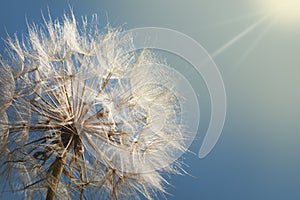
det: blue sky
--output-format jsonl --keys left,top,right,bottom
{"left": 1, "top": 0, "right": 300, "bottom": 199}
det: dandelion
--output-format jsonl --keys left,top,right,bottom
{"left": 0, "top": 11, "right": 186, "bottom": 200}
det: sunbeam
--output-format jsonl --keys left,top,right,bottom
{"left": 236, "top": 21, "right": 275, "bottom": 65}
{"left": 210, "top": 12, "right": 266, "bottom": 28}
{"left": 212, "top": 15, "right": 269, "bottom": 58}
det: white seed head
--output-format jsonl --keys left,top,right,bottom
{"left": 0, "top": 11, "right": 187, "bottom": 199}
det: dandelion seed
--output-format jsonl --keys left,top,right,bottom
{"left": 0, "top": 11, "right": 187, "bottom": 200}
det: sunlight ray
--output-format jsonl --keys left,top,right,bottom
{"left": 236, "top": 21, "right": 275, "bottom": 65}
{"left": 212, "top": 15, "right": 269, "bottom": 58}
{"left": 210, "top": 12, "right": 265, "bottom": 28}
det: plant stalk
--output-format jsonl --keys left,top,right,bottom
{"left": 46, "top": 155, "right": 67, "bottom": 200}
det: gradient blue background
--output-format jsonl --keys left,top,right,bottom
{"left": 1, "top": 0, "right": 300, "bottom": 199}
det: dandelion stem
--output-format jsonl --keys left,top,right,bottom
{"left": 46, "top": 155, "right": 67, "bottom": 200}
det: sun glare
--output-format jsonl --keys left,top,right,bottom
{"left": 258, "top": 0, "right": 300, "bottom": 26}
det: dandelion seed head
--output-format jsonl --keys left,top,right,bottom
{"left": 0, "top": 10, "right": 187, "bottom": 199}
